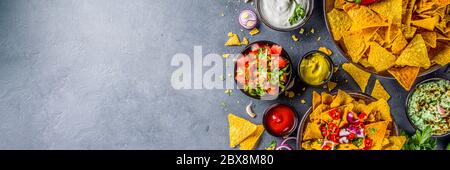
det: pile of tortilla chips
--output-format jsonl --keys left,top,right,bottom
{"left": 228, "top": 114, "right": 264, "bottom": 150}
{"left": 302, "top": 90, "right": 406, "bottom": 150}
{"left": 327, "top": 0, "right": 450, "bottom": 90}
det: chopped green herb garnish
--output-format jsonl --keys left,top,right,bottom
{"left": 288, "top": 2, "right": 305, "bottom": 25}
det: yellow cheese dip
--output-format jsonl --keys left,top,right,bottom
{"left": 299, "top": 52, "right": 332, "bottom": 86}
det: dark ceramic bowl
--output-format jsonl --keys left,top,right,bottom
{"left": 322, "top": 0, "right": 441, "bottom": 78}
{"left": 405, "top": 77, "right": 450, "bottom": 138}
{"left": 263, "top": 103, "right": 299, "bottom": 138}
{"left": 256, "top": 0, "right": 314, "bottom": 32}
{"left": 234, "top": 40, "right": 295, "bottom": 100}
{"left": 297, "top": 50, "right": 335, "bottom": 87}
{"left": 296, "top": 91, "right": 400, "bottom": 150}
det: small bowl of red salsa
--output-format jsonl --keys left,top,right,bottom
{"left": 263, "top": 103, "right": 299, "bottom": 137}
{"left": 234, "top": 41, "right": 294, "bottom": 100}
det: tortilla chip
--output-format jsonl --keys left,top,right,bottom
{"left": 347, "top": 6, "right": 388, "bottom": 30}
{"left": 365, "top": 121, "right": 389, "bottom": 150}
{"left": 420, "top": 31, "right": 437, "bottom": 48}
{"left": 432, "top": 44, "right": 450, "bottom": 66}
{"left": 412, "top": 17, "right": 438, "bottom": 31}
{"left": 240, "top": 125, "right": 264, "bottom": 150}
{"left": 402, "top": 25, "right": 417, "bottom": 39}
{"left": 342, "top": 63, "right": 371, "bottom": 93}
{"left": 383, "top": 136, "right": 407, "bottom": 150}
{"left": 343, "top": 32, "right": 366, "bottom": 62}
{"left": 302, "top": 141, "right": 322, "bottom": 150}
{"left": 327, "top": 81, "right": 337, "bottom": 91}
{"left": 358, "top": 58, "right": 372, "bottom": 68}
{"left": 319, "top": 46, "right": 333, "bottom": 56}
{"left": 321, "top": 92, "right": 334, "bottom": 105}
{"left": 327, "top": 9, "right": 352, "bottom": 41}
{"left": 373, "top": 32, "right": 386, "bottom": 45}
{"left": 405, "top": 0, "right": 417, "bottom": 28}
{"left": 386, "top": 23, "right": 401, "bottom": 44}
{"left": 334, "top": 0, "right": 347, "bottom": 9}
{"left": 310, "top": 104, "right": 329, "bottom": 122}
{"left": 368, "top": 42, "right": 396, "bottom": 72}
{"left": 343, "top": 3, "right": 358, "bottom": 12}
{"left": 330, "top": 90, "right": 354, "bottom": 108}
{"left": 228, "top": 114, "right": 257, "bottom": 148}
{"left": 371, "top": 80, "right": 391, "bottom": 101}
{"left": 249, "top": 28, "right": 259, "bottom": 36}
{"left": 391, "top": 33, "right": 409, "bottom": 54}
{"left": 369, "top": 0, "right": 403, "bottom": 24}
{"left": 395, "top": 34, "right": 431, "bottom": 69}
{"left": 241, "top": 36, "right": 249, "bottom": 46}
{"left": 337, "top": 144, "right": 359, "bottom": 150}
{"left": 362, "top": 27, "right": 381, "bottom": 42}
{"left": 388, "top": 66, "right": 420, "bottom": 91}
{"left": 437, "top": 32, "right": 450, "bottom": 41}
{"left": 312, "top": 91, "right": 322, "bottom": 111}
{"left": 354, "top": 101, "right": 374, "bottom": 116}
{"left": 303, "top": 123, "right": 323, "bottom": 141}
{"left": 371, "top": 99, "right": 392, "bottom": 122}
{"left": 225, "top": 32, "right": 241, "bottom": 46}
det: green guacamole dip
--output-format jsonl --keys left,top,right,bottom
{"left": 407, "top": 79, "right": 450, "bottom": 135}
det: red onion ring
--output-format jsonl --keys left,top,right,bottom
{"left": 239, "top": 9, "right": 258, "bottom": 30}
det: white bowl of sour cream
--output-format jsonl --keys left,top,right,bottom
{"left": 256, "top": 0, "right": 314, "bottom": 31}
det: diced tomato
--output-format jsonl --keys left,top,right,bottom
{"left": 251, "top": 44, "right": 261, "bottom": 52}
{"left": 270, "top": 45, "right": 283, "bottom": 55}
{"left": 235, "top": 75, "right": 246, "bottom": 84}
{"left": 248, "top": 51, "right": 258, "bottom": 58}
{"left": 330, "top": 134, "right": 339, "bottom": 143}
{"left": 271, "top": 55, "right": 288, "bottom": 69}
{"left": 266, "top": 85, "right": 279, "bottom": 96}
{"left": 363, "top": 138, "right": 373, "bottom": 150}
{"left": 347, "top": 133, "right": 355, "bottom": 140}
{"left": 328, "top": 108, "right": 342, "bottom": 120}
{"left": 320, "top": 125, "right": 329, "bottom": 137}
{"left": 236, "top": 56, "right": 249, "bottom": 68}
{"left": 358, "top": 112, "right": 368, "bottom": 120}
{"left": 322, "top": 145, "right": 332, "bottom": 150}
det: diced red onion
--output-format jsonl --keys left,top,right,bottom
{"left": 356, "top": 128, "right": 364, "bottom": 138}
{"left": 347, "top": 126, "right": 357, "bottom": 134}
{"left": 339, "top": 137, "right": 349, "bottom": 144}
{"left": 276, "top": 145, "right": 293, "bottom": 150}
{"left": 437, "top": 105, "right": 448, "bottom": 117}
{"left": 239, "top": 10, "right": 258, "bottom": 29}
{"left": 339, "top": 128, "right": 350, "bottom": 137}
{"left": 280, "top": 137, "right": 296, "bottom": 146}
{"left": 347, "top": 112, "right": 360, "bottom": 124}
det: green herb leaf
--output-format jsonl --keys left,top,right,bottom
{"left": 288, "top": 1, "right": 305, "bottom": 25}
{"left": 402, "top": 126, "right": 437, "bottom": 150}
{"left": 266, "top": 140, "right": 277, "bottom": 150}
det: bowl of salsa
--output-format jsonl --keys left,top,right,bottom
{"left": 234, "top": 41, "right": 294, "bottom": 100}
{"left": 263, "top": 103, "right": 299, "bottom": 137}
{"left": 298, "top": 51, "right": 334, "bottom": 86}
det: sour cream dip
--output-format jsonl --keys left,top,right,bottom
{"left": 258, "top": 0, "right": 310, "bottom": 30}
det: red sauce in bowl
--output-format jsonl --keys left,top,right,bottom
{"left": 263, "top": 104, "right": 297, "bottom": 137}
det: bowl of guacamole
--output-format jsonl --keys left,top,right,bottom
{"left": 406, "top": 78, "right": 450, "bottom": 137}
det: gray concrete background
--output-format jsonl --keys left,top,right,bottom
{"left": 0, "top": 0, "right": 448, "bottom": 149}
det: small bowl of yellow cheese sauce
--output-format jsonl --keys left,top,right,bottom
{"left": 298, "top": 51, "right": 334, "bottom": 86}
